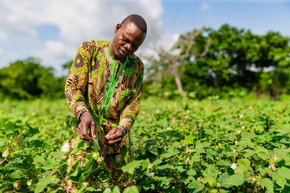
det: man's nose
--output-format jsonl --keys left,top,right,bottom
{"left": 125, "top": 43, "right": 132, "bottom": 53}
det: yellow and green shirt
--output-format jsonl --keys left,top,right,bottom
{"left": 65, "top": 40, "right": 144, "bottom": 132}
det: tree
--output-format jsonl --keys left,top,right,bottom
{"left": 144, "top": 24, "right": 290, "bottom": 99}
{"left": 177, "top": 24, "right": 290, "bottom": 99}
{"left": 0, "top": 57, "right": 65, "bottom": 99}
{"left": 144, "top": 28, "right": 210, "bottom": 97}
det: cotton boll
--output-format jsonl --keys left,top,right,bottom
{"left": 61, "top": 142, "right": 71, "bottom": 153}
{"left": 231, "top": 163, "right": 237, "bottom": 170}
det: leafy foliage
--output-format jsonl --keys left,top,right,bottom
{"left": 1, "top": 97, "right": 290, "bottom": 192}
{"left": 0, "top": 57, "right": 66, "bottom": 99}
{"left": 144, "top": 24, "right": 290, "bottom": 100}
{"left": 1, "top": 25, "right": 290, "bottom": 101}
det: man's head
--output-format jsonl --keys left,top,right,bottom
{"left": 120, "top": 14, "right": 147, "bottom": 35}
{"left": 110, "top": 14, "right": 147, "bottom": 60}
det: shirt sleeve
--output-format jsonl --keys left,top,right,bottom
{"left": 65, "top": 43, "right": 90, "bottom": 120}
{"left": 119, "top": 61, "right": 144, "bottom": 131}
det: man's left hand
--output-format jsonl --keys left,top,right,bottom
{"left": 105, "top": 127, "right": 126, "bottom": 145}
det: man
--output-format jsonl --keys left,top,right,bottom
{"left": 65, "top": 14, "right": 146, "bottom": 186}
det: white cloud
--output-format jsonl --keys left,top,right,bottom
{"left": 44, "top": 41, "right": 66, "bottom": 55}
{"left": 159, "top": 33, "right": 180, "bottom": 51}
{"left": 138, "top": 32, "right": 180, "bottom": 63}
{"left": 0, "top": 0, "right": 163, "bottom": 73}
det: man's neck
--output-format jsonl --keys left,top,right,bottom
{"left": 108, "top": 42, "right": 126, "bottom": 63}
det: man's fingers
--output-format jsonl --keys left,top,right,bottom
{"left": 78, "top": 112, "right": 96, "bottom": 140}
{"left": 79, "top": 132, "right": 91, "bottom": 140}
{"left": 83, "top": 133, "right": 91, "bottom": 141}
{"left": 90, "top": 122, "right": 96, "bottom": 139}
{"left": 106, "top": 132, "right": 121, "bottom": 140}
{"left": 106, "top": 128, "right": 118, "bottom": 135}
{"left": 105, "top": 128, "right": 122, "bottom": 140}
{"left": 77, "top": 127, "right": 85, "bottom": 139}
{"left": 77, "top": 125, "right": 91, "bottom": 141}
{"left": 107, "top": 137, "right": 122, "bottom": 145}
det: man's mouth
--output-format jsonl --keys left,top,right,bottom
{"left": 119, "top": 48, "right": 129, "bottom": 56}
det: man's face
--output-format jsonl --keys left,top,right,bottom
{"left": 111, "top": 21, "right": 145, "bottom": 60}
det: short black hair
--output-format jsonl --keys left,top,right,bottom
{"left": 121, "top": 14, "right": 147, "bottom": 35}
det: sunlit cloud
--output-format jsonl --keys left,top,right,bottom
{"left": 1, "top": 0, "right": 289, "bottom": 74}
{"left": 0, "top": 0, "right": 163, "bottom": 73}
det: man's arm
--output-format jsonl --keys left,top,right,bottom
{"left": 65, "top": 43, "right": 96, "bottom": 140}
{"left": 65, "top": 44, "right": 89, "bottom": 119}
{"left": 119, "top": 62, "right": 144, "bottom": 132}
{"left": 105, "top": 61, "right": 144, "bottom": 145}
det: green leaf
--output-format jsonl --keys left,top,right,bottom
{"left": 121, "top": 160, "right": 142, "bottom": 175}
{"left": 272, "top": 171, "right": 286, "bottom": 188}
{"left": 85, "top": 187, "right": 98, "bottom": 191}
{"left": 42, "top": 160, "right": 54, "bottom": 170}
{"left": 274, "top": 125, "right": 289, "bottom": 135}
{"left": 201, "top": 177, "right": 216, "bottom": 186}
{"left": 257, "top": 178, "right": 274, "bottom": 193}
{"left": 152, "top": 176, "right": 173, "bottom": 187}
{"left": 187, "top": 179, "right": 204, "bottom": 192}
{"left": 78, "top": 165, "right": 92, "bottom": 184}
{"left": 33, "top": 155, "right": 46, "bottom": 165}
{"left": 77, "top": 186, "right": 86, "bottom": 193}
{"left": 145, "top": 138, "right": 158, "bottom": 146}
{"left": 161, "top": 147, "right": 179, "bottom": 158}
{"left": 152, "top": 159, "right": 162, "bottom": 166}
{"left": 93, "top": 138, "right": 100, "bottom": 151}
{"left": 35, "top": 178, "right": 50, "bottom": 193}
{"left": 216, "top": 160, "right": 230, "bottom": 166}
{"left": 70, "top": 166, "right": 79, "bottom": 177}
{"left": 224, "top": 174, "right": 245, "bottom": 186}
{"left": 244, "top": 149, "right": 256, "bottom": 157}
{"left": 172, "top": 141, "right": 183, "bottom": 148}
{"left": 142, "top": 159, "right": 150, "bottom": 170}
{"left": 257, "top": 151, "right": 269, "bottom": 160}
{"left": 103, "top": 188, "right": 112, "bottom": 193}
{"left": 190, "top": 154, "right": 201, "bottom": 162}
{"left": 8, "top": 170, "right": 22, "bottom": 179}
{"left": 202, "top": 164, "right": 218, "bottom": 178}
{"left": 176, "top": 166, "right": 185, "bottom": 173}
{"left": 184, "top": 135, "right": 195, "bottom": 145}
{"left": 187, "top": 169, "right": 197, "bottom": 176}
{"left": 277, "top": 166, "right": 290, "bottom": 179}
{"left": 157, "top": 164, "right": 175, "bottom": 170}
{"left": 195, "top": 141, "right": 209, "bottom": 153}
{"left": 235, "top": 159, "right": 251, "bottom": 174}
{"left": 112, "top": 186, "right": 121, "bottom": 193}
{"left": 34, "top": 176, "right": 59, "bottom": 193}
{"left": 123, "top": 185, "right": 139, "bottom": 193}
{"left": 256, "top": 146, "right": 269, "bottom": 160}
{"left": 258, "top": 167, "right": 272, "bottom": 176}
{"left": 219, "top": 173, "right": 230, "bottom": 186}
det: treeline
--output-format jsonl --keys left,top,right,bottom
{"left": 0, "top": 58, "right": 67, "bottom": 100}
{"left": 143, "top": 24, "right": 290, "bottom": 100}
{"left": 1, "top": 24, "right": 290, "bottom": 100}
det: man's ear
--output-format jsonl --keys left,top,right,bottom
{"left": 114, "top": 23, "right": 121, "bottom": 33}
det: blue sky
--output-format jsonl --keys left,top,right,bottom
{"left": 0, "top": 0, "right": 289, "bottom": 75}
{"left": 162, "top": 1, "right": 290, "bottom": 35}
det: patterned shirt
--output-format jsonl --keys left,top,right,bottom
{"left": 65, "top": 40, "right": 144, "bottom": 132}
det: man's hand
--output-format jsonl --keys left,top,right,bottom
{"left": 105, "top": 127, "right": 126, "bottom": 145}
{"left": 77, "top": 111, "right": 96, "bottom": 141}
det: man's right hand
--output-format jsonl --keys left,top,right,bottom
{"left": 77, "top": 111, "right": 96, "bottom": 141}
